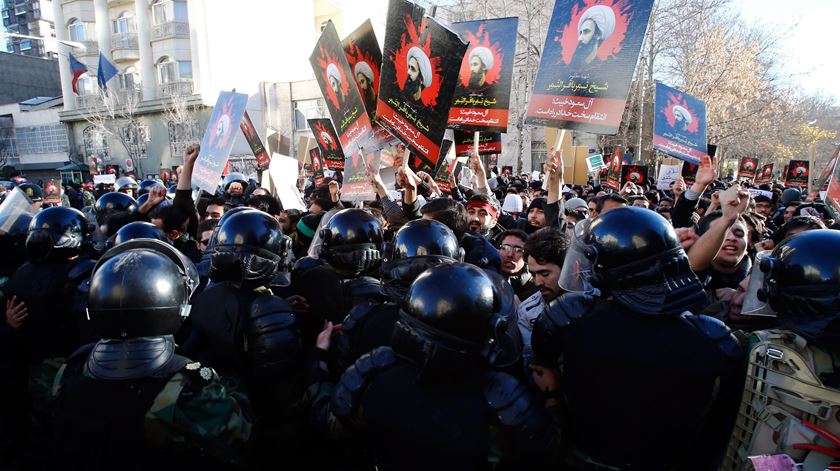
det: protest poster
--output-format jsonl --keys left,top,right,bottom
{"left": 341, "top": 151, "right": 381, "bottom": 201}
{"left": 747, "top": 188, "right": 774, "bottom": 200}
{"left": 93, "top": 174, "right": 116, "bottom": 185}
{"left": 585, "top": 153, "right": 605, "bottom": 173}
{"left": 377, "top": 0, "right": 468, "bottom": 169}
{"left": 268, "top": 153, "right": 306, "bottom": 211}
{"left": 525, "top": 0, "right": 654, "bottom": 134}
{"left": 620, "top": 164, "right": 648, "bottom": 185}
{"left": 682, "top": 161, "right": 698, "bottom": 184}
{"left": 309, "top": 147, "right": 325, "bottom": 185}
{"left": 785, "top": 160, "right": 809, "bottom": 187}
{"left": 653, "top": 83, "right": 708, "bottom": 164}
{"left": 240, "top": 111, "right": 271, "bottom": 170}
{"left": 44, "top": 180, "right": 61, "bottom": 205}
{"left": 193, "top": 91, "right": 249, "bottom": 194}
{"left": 447, "top": 17, "right": 518, "bottom": 133}
{"left": 453, "top": 130, "right": 502, "bottom": 156}
{"left": 488, "top": 153, "right": 498, "bottom": 168}
{"left": 756, "top": 163, "right": 774, "bottom": 184}
{"left": 342, "top": 20, "right": 383, "bottom": 122}
{"left": 810, "top": 145, "right": 839, "bottom": 199}
{"left": 310, "top": 21, "right": 373, "bottom": 158}
{"left": 432, "top": 139, "right": 456, "bottom": 192}
{"left": 738, "top": 157, "right": 759, "bottom": 181}
{"left": 656, "top": 163, "right": 682, "bottom": 190}
{"left": 825, "top": 156, "right": 840, "bottom": 219}
{"left": 105, "top": 165, "right": 120, "bottom": 177}
{"left": 605, "top": 149, "right": 622, "bottom": 189}
{"left": 308, "top": 119, "right": 345, "bottom": 170}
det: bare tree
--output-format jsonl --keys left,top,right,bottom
{"left": 161, "top": 88, "right": 202, "bottom": 161}
{"left": 77, "top": 87, "right": 148, "bottom": 176}
{"left": 0, "top": 116, "right": 15, "bottom": 170}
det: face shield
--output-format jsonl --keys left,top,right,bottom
{"left": 0, "top": 187, "right": 36, "bottom": 233}
{"left": 558, "top": 218, "right": 597, "bottom": 294}
{"left": 740, "top": 250, "right": 777, "bottom": 317}
{"left": 307, "top": 207, "right": 342, "bottom": 258}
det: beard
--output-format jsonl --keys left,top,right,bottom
{"left": 571, "top": 40, "right": 598, "bottom": 68}
{"left": 468, "top": 70, "right": 485, "bottom": 89}
{"left": 405, "top": 74, "right": 423, "bottom": 100}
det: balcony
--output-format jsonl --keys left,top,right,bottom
{"left": 75, "top": 94, "right": 103, "bottom": 109}
{"left": 106, "top": 0, "right": 133, "bottom": 6}
{"left": 112, "top": 87, "right": 142, "bottom": 104}
{"left": 111, "top": 32, "right": 139, "bottom": 62}
{"left": 75, "top": 39, "right": 98, "bottom": 58}
{"left": 151, "top": 21, "right": 189, "bottom": 42}
{"left": 158, "top": 80, "right": 193, "bottom": 98}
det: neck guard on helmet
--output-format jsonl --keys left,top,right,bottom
{"left": 390, "top": 311, "right": 485, "bottom": 379}
{"left": 85, "top": 336, "right": 183, "bottom": 381}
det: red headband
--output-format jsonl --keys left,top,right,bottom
{"left": 467, "top": 200, "right": 498, "bottom": 219}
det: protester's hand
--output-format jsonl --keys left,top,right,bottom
{"left": 754, "top": 239, "right": 775, "bottom": 252}
{"left": 715, "top": 287, "right": 738, "bottom": 303}
{"left": 546, "top": 148, "right": 564, "bottom": 184}
{"left": 529, "top": 364, "right": 560, "bottom": 394}
{"left": 620, "top": 181, "right": 636, "bottom": 196}
{"left": 184, "top": 144, "right": 200, "bottom": 167}
{"left": 328, "top": 180, "right": 340, "bottom": 202}
{"left": 675, "top": 227, "right": 698, "bottom": 250}
{"left": 709, "top": 190, "right": 721, "bottom": 212}
{"left": 315, "top": 321, "right": 342, "bottom": 351}
{"left": 720, "top": 184, "right": 749, "bottom": 221}
{"left": 469, "top": 152, "right": 485, "bottom": 177}
{"left": 147, "top": 185, "right": 166, "bottom": 206}
{"left": 286, "top": 295, "right": 309, "bottom": 314}
{"left": 448, "top": 172, "right": 457, "bottom": 189}
{"left": 672, "top": 177, "right": 686, "bottom": 198}
{"left": 5, "top": 296, "right": 27, "bottom": 330}
{"left": 694, "top": 156, "right": 717, "bottom": 189}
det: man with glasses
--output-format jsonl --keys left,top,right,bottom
{"left": 498, "top": 229, "right": 537, "bottom": 300}
{"left": 196, "top": 218, "right": 218, "bottom": 253}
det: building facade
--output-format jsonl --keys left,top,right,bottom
{"left": 2, "top": 0, "right": 57, "bottom": 57}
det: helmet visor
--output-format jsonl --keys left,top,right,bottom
{"left": 741, "top": 250, "right": 776, "bottom": 316}
{"left": 0, "top": 187, "right": 36, "bottom": 233}
{"left": 558, "top": 218, "right": 596, "bottom": 294}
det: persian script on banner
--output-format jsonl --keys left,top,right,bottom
{"left": 653, "top": 83, "right": 708, "bottom": 164}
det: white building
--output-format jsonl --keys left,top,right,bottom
{"left": 0, "top": 95, "right": 74, "bottom": 182}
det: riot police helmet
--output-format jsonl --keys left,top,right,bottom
{"left": 210, "top": 209, "right": 289, "bottom": 288}
{"left": 319, "top": 208, "right": 383, "bottom": 275}
{"left": 26, "top": 206, "right": 90, "bottom": 262}
{"left": 137, "top": 179, "right": 166, "bottom": 197}
{"left": 94, "top": 191, "right": 138, "bottom": 218}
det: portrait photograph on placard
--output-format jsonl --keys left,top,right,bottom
{"left": 785, "top": 160, "right": 810, "bottom": 186}
{"left": 447, "top": 17, "right": 518, "bottom": 133}
{"left": 620, "top": 164, "right": 648, "bottom": 185}
{"left": 653, "top": 83, "right": 708, "bottom": 164}
{"left": 377, "top": 0, "right": 467, "bottom": 169}
{"left": 738, "top": 157, "right": 759, "bottom": 180}
{"left": 193, "top": 91, "right": 249, "bottom": 194}
{"left": 308, "top": 118, "right": 346, "bottom": 170}
{"left": 525, "top": 0, "right": 654, "bottom": 134}
{"left": 310, "top": 20, "right": 373, "bottom": 156}
{"left": 343, "top": 20, "right": 383, "bottom": 122}
{"left": 756, "top": 163, "right": 774, "bottom": 184}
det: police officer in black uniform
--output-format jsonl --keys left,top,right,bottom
{"left": 532, "top": 206, "right": 743, "bottom": 469}
{"left": 309, "top": 263, "right": 556, "bottom": 470}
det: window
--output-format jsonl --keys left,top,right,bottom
{"left": 178, "top": 61, "right": 192, "bottom": 80}
{"left": 76, "top": 74, "right": 95, "bottom": 95}
{"left": 168, "top": 119, "right": 200, "bottom": 157}
{"left": 119, "top": 66, "right": 139, "bottom": 89}
{"left": 531, "top": 141, "right": 547, "bottom": 173}
{"left": 112, "top": 12, "right": 135, "bottom": 34}
{"left": 293, "top": 99, "right": 328, "bottom": 130}
{"left": 157, "top": 56, "right": 177, "bottom": 84}
{"left": 68, "top": 18, "right": 85, "bottom": 42}
{"left": 20, "top": 39, "right": 31, "bottom": 50}
{"left": 153, "top": 0, "right": 188, "bottom": 24}
{"left": 83, "top": 125, "right": 110, "bottom": 162}
{"left": 15, "top": 124, "right": 69, "bottom": 155}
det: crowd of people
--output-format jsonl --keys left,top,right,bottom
{"left": 0, "top": 143, "right": 838, "bottom": 470}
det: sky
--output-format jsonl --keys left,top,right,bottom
{"left": 733, "top": 0, "right": 840, "bottom": 104}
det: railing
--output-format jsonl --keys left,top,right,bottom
{"left": 158, "top": 80, "right": 193, "bottom": 98}
{"left": 151, "top": 21, "right": 189, "bottom": 41}
{"left": 76, "top": 40, "right": 99, "bottom": 57}
{"left": 75, "top": 94, "right": 103, "bottom": 109}
{"left": 111, "top": 32, "right": 138, "bottom": 50}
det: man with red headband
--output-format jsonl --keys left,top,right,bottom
{"left": 466, "top": 194, "right": 504, "bottom": 239}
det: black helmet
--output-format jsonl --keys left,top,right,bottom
{"left": 561, "top": 206, "right": 705, "bottom": 316}
{"left": 391, "top": 263, "right": 518, "bottom": 372}
{"left": 115, "top": 176, "right": 139, "bottom": 193}
{"left": 205, "top": 206, "right": 259, "bottom": 253}
{"left": 759, "top": 229, "right": 840, "bottom": 345}
{"left": 137, "top": 179, "right": 165, "bottom": 197}
{"left": 136, "top": 193, "right": 172, "bottom": 212}
{"left": 319, "top": 208, "right": 383, "bottom": 275}
{"left": 26, "top": 206, "right": 90, "bottom": 262}
{"left": 210, "top": 209, "right": 289, "bottom": 288}
{"left": 88, "top": 239, "right": 199, "bottom": 339}
{"left": 0, "top": 190, "right": 34, "bottom": 270}
{"left": 94, "top": 191, "right": 138, "bottom": 218}
{"left": 18, "top": 183, "right": 44, "bottom": 202}
{"left": 381, "top": 219, "right": 463, "bottom": 294}
{"left": 112, "top": 221, "right": 168, "bottom": 246}
{"left": 223, "top": 172, "right": 247, "bottom": 191}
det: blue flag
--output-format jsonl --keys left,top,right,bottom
{"left": 97, "top": 52, "right": 118, "bottom": 91}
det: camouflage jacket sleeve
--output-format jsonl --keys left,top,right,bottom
{"left": 145, "top": 362, "right": 253, "bottom": 460}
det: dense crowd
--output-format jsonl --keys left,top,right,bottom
{"left": 0, "top": 143, "right": 838, "bottom": 470}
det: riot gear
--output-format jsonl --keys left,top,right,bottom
{"left": 18, "top": 182, "right": 44, "bottom": 202}
{"left": 319, "top": 208, "right": 383, "bottom": 275}
{"left": 26, "top": 206, "right": 89, "bottom": 262}
{"left": 223, "top": 172, "right": 247, "bottom": 192}
{"left": 210, "top": 209, "right": 289, "bottom": 289}
{"left": 137, "top": 179, "right": 165, "bottom": 197}
{"left": 561, "top": 206, "right": 706, "bottom": 316}
{"left": 115, "top": 176, "right": 139, "bottom": 195}
{"left": 94, "top": 191, "right": 138, "bottom": 219}
{"left": 758, "top": 229, "right": 840, "bottom": 345}
{"left": 381, "top": 219, "right": 462, "bottom": 299}
{"left": 111, "top": 221, "right": 169, "bottom": 246}
{"left": 136, "top": 193, "right": 172, "bottom": 212}
{"left": 87, "top": 239, "right": 198, "bottom": 340}
{"left": 0, "top": 188, "right": 36, "bottom": 272}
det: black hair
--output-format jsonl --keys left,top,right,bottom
{"left": 247, "top": 194, "right": 282, "bottom": 216}
{"left": 197, "top": 218, "right": 219, "bottom": 235}
{"left": 524, "top": 228, "right": 567, "bottom": 267}
{"left": 421, "top": 198, "right": 468, "bottom": 241}
{"left": 595, "top": 193, "right": 628, "bottom": 213}
{"left": 499, "top": 229, "right": 528, "bottom": 246}
{"left": 156, "top": 205, "right": 190, "bottom": 235}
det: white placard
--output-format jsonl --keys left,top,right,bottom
{"left": 269, "top": 153, "right": 306, "bottom": 211}
{"left": 656, "top": 164, "right": 682, "bottom": 190}
{"left": 93, "top": 174, "right": 116, "bottom": 185}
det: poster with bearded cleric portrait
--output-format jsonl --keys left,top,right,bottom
{"left": 310, "top": 21, "right": 373, "bottom": 158}
{"left": 308, "top": 118, "right": 345, "bottom": 170}
{"left": 447, "top": 17, "right": 518, "bottom": 133}
{"left": 738, "top": 157, "right": 759, "bottom": 180}
{"left": 193, "top": 91, "right": 249, "bottom": 194}
{"left": 620, "top": 164, "right": 648, "bottom": 185}
{"left": 377, "top": 0, "right": 468, "bottom": 170}
{"left": 653, "top": 83, "right": 708, "bottom": 164}
{"left": 785, "top": 160, "right": 810, "bottom": 187}
{"left": 342, "top": 20, "right": 382, "bottom": 123}
{"left": 525, "top": 0, "right": 654, "bottom": 134}
{"left": 756, "top": 163, "right": 774, "bottom": 184}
